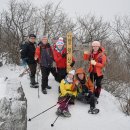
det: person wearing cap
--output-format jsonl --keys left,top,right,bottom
{"left": 83, "top": 41, "right": 107, "bottom": 98}
{"left": 56, "top": 69, "right": 76, "bottom": 117}
{"left": 53, "top": 37, "right": 75, "bottom": 83}
{"left": 21, "top": 34, "right": 38, "bottom": 88}
{"left": 51, "top": 37, "right": 58, "bottom": 50}
{"left": 72, "top": 68, "right": 99, "bottom": 113}
{"left": 35, "top": 36, "right": 56, "bottom": 94}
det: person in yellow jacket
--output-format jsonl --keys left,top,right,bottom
{"left": 56, "top": 69, "right": 76, "bottom": 117}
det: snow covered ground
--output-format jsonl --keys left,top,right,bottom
{"left": 0, "top": 65, "right": 130, "bottom": 130}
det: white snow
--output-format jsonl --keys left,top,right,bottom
{"left": 0, "top": 65, "right": 130, "bottom": 130}
{"left": 0, "top": 77, "right": 7, "bottom": 99}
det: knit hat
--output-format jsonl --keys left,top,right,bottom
{"left": 68, "top": 70, "right": 75, "bottom": 76}
{"left": 92, "top": 41, "right": 101, "bottom": 47}
{"left": 56, "top": 37, "right": 64, "bottom": 46}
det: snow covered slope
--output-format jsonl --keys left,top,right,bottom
{"left": 0, "top": 65, "right": 130, "bottom": 130}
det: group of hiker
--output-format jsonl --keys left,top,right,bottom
{"left": 20, "top": 34, "right": 107, "bottom": 116}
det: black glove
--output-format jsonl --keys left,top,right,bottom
{"left": 62, "top": 53, "right": 66, "bottom": 58}
{"left": 65, "top": 93, "right": 75, "bottom": 98}
{"left": 70, "top": 61, "right": 75, "bottom": 67}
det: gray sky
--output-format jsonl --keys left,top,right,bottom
{"left": 0, "top": 0, "right": 130, "bottom": 21}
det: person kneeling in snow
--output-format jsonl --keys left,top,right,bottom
{"left": 56, "top": 70, "right": 76, "bottom": 117}
{"left": 72, "top": 68, "right": 99, "bottom": 114}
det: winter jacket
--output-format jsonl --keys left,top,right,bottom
{"left": 53, "top": 47, "right": 75, "bottom": 68}
{"left": 21, "top": 41, "right": 36, "bottom": 64}
{"left": 83, "top": 47, "right": 107, "bottom": 76}
{"left": 72, "top": 68, "right": 94, "bottom": 94}
{"left": 35, "top": 43, "right": 54, "bottom": 67}
{"left": 60, "top": 79, "right": 77, "bottom": 97}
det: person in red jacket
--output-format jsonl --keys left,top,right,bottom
{"left": 83, "top": 41, "right": 107, "bottom": 98}
{"left": 35, "top": 36, "right": 56, "bottom": 94}
{"left": 53, "top": 37, "right": 75, "bottom": 83}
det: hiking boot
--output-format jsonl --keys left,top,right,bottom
{"left": 46, "top": 85, "right": 51, "bottom": 89}
{"left": 62, "top": 110, "right": 71, "bottom": 117}
{"left": 34, "top": 82, "right": 39, "bottom": 85}
{"left": 30, "top": 83, "right": 39, "bottom": 88}
{"left": 88, "top": 107, "right": 99, "bottom": 114}
{"left": 56, "top": 108, "right": 62, "bottom": 115}
{"left": 42, "top": 89, "right": 47, "bottom": 94}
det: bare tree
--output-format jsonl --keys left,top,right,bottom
{"left": 76, "top": 14, "right": 110, "bottom": 45}
{"left": 0, "top": 0, "right": 39, "bottom": 64}
{"left": 112, "top": 16, "right": 130, "bottom": 54}
{"left": 39, "top": 2, "right": 76, "bottom": 38}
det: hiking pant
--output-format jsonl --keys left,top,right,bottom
{"left": 28, "top": 63, "right": 37, "bottom": 84}
{"left": 58, "top": 96, "right": 74, "bottom": 111}
{"left": 77, "top": 93, "right": 95, "bottom": 108}
{"left": 90, "top": 72, "right": 103, "bottom": 98}
{"left": 41, "top": 66, "right": 56, "bottom": 90}
{"left": 55, "top": 68, "right": 67, "bottom": 83}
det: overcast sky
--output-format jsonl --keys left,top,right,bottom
{"left": 0, "top": 0, "right": 130, "bottom": 21}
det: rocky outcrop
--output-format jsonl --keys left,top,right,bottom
{"left": 0, "top": 79, "right": 27, "bottom": 130}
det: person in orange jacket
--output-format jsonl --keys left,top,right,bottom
{"left": 72, "top": 68, "right": 99, "bottom": 114}
{"left": 83, "top": 41, "right": 107, "bottom": 98}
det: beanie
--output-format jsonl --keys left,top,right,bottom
{"left": 68, "top": 70, "right": 75, "bottom": 76}
{"left": 92, "top": 41, "right": 101, "bottom": 47}
{"left": 56, "top": 37, "right": 64, "bottom": 45}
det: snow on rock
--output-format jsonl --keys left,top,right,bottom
{"left": 0, "top": 78, "right": 27, "bottom": 130}
{"left": 0, "top": 77, "right": 7, "bottom": 99}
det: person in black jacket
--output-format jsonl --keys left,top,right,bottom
{"left": 21, "top": 34, "right": 38, "bottom": 88}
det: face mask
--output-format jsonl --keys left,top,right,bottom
{"left": 66, "top": 77, "right": 73, "bottom": 83}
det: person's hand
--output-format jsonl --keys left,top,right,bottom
{"left": 75, "top": 80, "right": 80, "bottom": 86}
{"left": 70, "top": 61, "right": 75, "bottom": 67}
{"left": 91, "top": 60, "right": 96, "bottom": 65}
{"left": 20, "top": 58, "right": 28, "bottom": 66}
{"left": 62, "top": 53, "right": 66, "bottom": 58}
{"left": 34, "top": 55, "right": 38, "bottom": 60}
{"left": 84, "top": 51, "right": 89, "bottom": 54}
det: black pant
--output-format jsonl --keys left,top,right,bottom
{"left": 55, "top": 68, "right": 67, "bottom": 83}
{"left": 90, "top": 72, "right": 103, "bottom": 98}
{"left": 41, "top": 66, "right": 56, "bottom": 90}
{"left": 77, "top": 93, "right": 95, "bottom": 108}
{"left": 28, "top": 63, "right": 37, "bottom": 78}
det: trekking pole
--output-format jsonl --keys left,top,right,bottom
{"left": 28, "top": 98, "right": 66, "bottom": 121}
{"left": 51, "top": 97, "right": 71, "bottom": 127}
{"left": 37, "top": 71, "right": 40, "bottom": 98}
{"left": 36, "top": 64, "right": 40, "bottom": 98}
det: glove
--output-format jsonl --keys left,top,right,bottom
{"left": 91, "top": 60, "right": 96, "bottom": 65}
{"left": 62, "top": 53, "right": 66, "bottom": 58}
{"left": 20, "top": 58, "right": 27, "bottom": 67}
{"left": 70, "top": 61, "right": 75, "bottom": 67}
{"left": 84, "top": 93, "right": 89, "bottom": 97}
{"left": 65, "top": 93, "right": 75, "bottom": 98}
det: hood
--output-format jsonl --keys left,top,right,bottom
{"left": 76, "top": 68, "right": 86, "bottom": 75}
